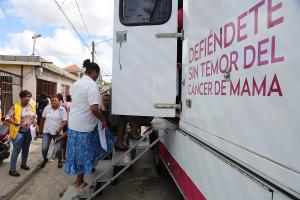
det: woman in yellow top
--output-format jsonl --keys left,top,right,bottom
{"left": 5, "top": 90, "right": 36, "bottom": 177}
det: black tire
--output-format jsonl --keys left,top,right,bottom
{"left": 153, "top": 143, "right": 168, "bottom": 176}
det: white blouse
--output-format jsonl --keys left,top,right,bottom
{"left": 69, "top": 75, "right": 100, "bottom": 132}
{"left": 42, "top": 105, "right": 67, "bottom": 135}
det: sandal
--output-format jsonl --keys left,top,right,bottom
{"left": 74, "top": 182, "right": 88, "bottom": 190}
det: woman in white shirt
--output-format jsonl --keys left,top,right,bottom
{"left": 39, "top": 95, "right": 67, "bottom": 168}
{"left": 65, "top": 59, "right": 107, "bottom": 189}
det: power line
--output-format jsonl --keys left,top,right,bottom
{"left": 71, "top": 1, "right": 85, "bottom": 34}
{"left": 94, "top": 56, "right": 112, "bottom": 76}
{"left": 95, "top": 39, "right": 113, "bottom": 45}
{"left": 92, "top": 38, "right": 113, "bottom": 62}
{"left": 52, "top": 0, "right": 91, "bottom": 52}
{"left": 61, "top": 0, "right": 67, "bottom": 6}
{"left": 93, "top": 40, "right": 113, "bottom": 76}
{"left": 94, "top": 57, "right": 112, "bottom": 76}
{"left": 74, "top": 0, "right": 91, "bottom": 41}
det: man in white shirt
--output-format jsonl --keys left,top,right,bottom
{"left": 40, "top": 95, "right": 67, "bottom": 168}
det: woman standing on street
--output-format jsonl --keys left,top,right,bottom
{"left": 39, "top": 94, "right": 68, "bottom": 168}
{"left": 65, "top": 59, "right": 107, "bottom": 189}
{"left": 5, "top": 90, "right": 36, "bottom": 177}
{"left": 61, "top": 94, "right": 72, "bottom": 161}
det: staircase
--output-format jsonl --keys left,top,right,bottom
{"left": 60, "top": 127, "right": 168, "bottom": 200}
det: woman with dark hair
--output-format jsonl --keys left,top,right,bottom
{"left": 37, "top": 93, "right": 49, "bottom": 130}
{"left": 5, "top": 90, "right": 36, "bottom": 177}
{"left": 66, "top": 94, "right": 72, "bottom": 103}
{"left": 39, "top": 94, "right": 67, "bottom": 168}
{"left": 63, "top": 94, "right": 72, "bottom": 117}
{"left": 56, "top": 93, "right": 64, "bottom": 104}
{"left": 65, "top": 59, "right": 107, "bottom": 189}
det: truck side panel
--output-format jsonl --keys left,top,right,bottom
{"left": 161, "top": 130, "right": 273, "bottom": 200}
{"left": 181, "top": 0, "right": 300, "bottom": 195}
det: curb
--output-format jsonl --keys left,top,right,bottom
{"left": 1, "top": 159, "right": 42, "bottom": 200}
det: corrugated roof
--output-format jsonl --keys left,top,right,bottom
{"left": 0, "top": 55, "right": 78, "bottom": 81}
{"left": 42, "top": 63, "right": 78, "bottom": 81}
{"left": 64, "top": 64, "right": 82, "bottom": 71}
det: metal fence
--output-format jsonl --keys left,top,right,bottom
{"left": 36, "top": 78, "right": 57, "bottom": 100}
{"left": 0, "top": 70, "right": 22, "bottom": 117}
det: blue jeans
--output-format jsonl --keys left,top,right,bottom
{"left": 10, "top": 130, "right": 32, "bottom": 171}
{"left": 42, "top": 133, "right": 62, "bottom": 161}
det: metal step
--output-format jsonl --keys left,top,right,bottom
{"left": 112, "top": 149, "right": 131, "bottom": 166}
{"left": 60, "top": 160, "right": 112, "bottom": 200}
{"left": 86, "top": 128, "right": 167, "bottom": 200}
{"left": 61, "top": 127, "right": 168, "bottom": 200}
{"left": 129, "top": 137, "right": 150, "bottom": 150}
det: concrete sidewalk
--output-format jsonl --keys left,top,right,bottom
{"left": 0, "top": 139, "right": 43, "bottom": 200}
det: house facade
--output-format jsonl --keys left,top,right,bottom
{"left": 0, "top": 55, "right": 78, "bottom": 116}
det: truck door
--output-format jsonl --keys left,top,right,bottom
{"left": 112, "top": 0, "right": 178, "bottom": 117}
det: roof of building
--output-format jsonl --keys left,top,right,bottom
{"left": 64, "top": 64, "right": 82, "bottom": 72}
{"left": 0, "top": 55, "right": 78, "bottom": 81}
{"left": 0, "top": 55, "right": 41, "bottom": 66}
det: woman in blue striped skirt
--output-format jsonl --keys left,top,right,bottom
{"left": 65, "top": 59, "right": 107, "bottom": 189}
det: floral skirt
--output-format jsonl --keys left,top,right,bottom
{"left": 65, "top": 128, "right": 102, "bottom": 175}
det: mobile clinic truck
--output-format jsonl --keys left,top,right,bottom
{"left": 111, "top": 0, "right": 300, "bottom": 200}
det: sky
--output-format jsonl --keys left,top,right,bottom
{"left": 0, "top": 0, "right": 114, "bottom": 80}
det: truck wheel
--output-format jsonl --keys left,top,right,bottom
{"left": 153, "top": 143, "right": 167, "bottom": 176}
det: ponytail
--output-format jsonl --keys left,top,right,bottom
{"left": 83, "top": 59, "right": 100, "bottom": 74}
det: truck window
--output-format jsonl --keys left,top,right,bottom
{"left": 120, "top": 0, "right": 172, "bottom": 26}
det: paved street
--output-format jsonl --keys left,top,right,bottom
{"left": 10, "top": 148, "right": 183, "bottom": 200}
{"left": 96, "top": 151, "right": 183, "bottom": 200}
{"left": 0, "top": 139, "right": 43, "bottom": 200}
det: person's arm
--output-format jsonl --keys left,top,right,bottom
{"left": 39, "top": 106, "right": 48, "bottom": 135}
{"left": 55, "top": 132, "right": 67, "bottom": 142}
{"left": 55, "top": 120, "right": 67, "bottom": 135}
{"left": 88, "top": 83, "right": 107, "bottom": 128}
{"left": 5, "top": 105, "right": 19, "bottom": 126}
{"left": 90, "top": 105, "right": 107, "bottom": 127}
{"left": 32, "top": 111, "right": 37, "bottom": 127}
{"left": 39, "top": 117, "right": 46, "bottom": 135}
{"left": 55, "top": 108, "right": 68, "bottom": 135}
{"left": 6, "top": 118, "right": 19, "bottom": 126}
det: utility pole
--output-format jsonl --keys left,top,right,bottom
{"left": 91, "top": 39, "right": 112, "bottom": 63}
{"left": 92, "top": 41, "right": 95, "bottom": 62}
{"left": 32, "top": 33, "right": 41, "bottom": 56}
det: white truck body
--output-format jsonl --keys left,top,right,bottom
{"left": 112, "top": 0, "right": 300, "bottom": 199}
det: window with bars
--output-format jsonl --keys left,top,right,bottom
{"left": 0, "top": 71, "right": 22, "bottom": 117}
{"left": 36, "top": 79, "right": 57, "bottom": 101}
